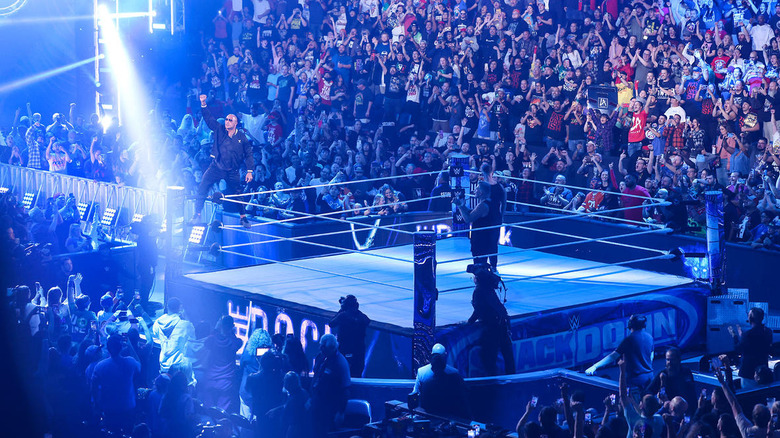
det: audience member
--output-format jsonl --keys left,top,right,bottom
{"left": 412, "top": 343, "right": 471, "bottom": 419}
{"left": 310, "top": 333, "right": 351, "bottom": 437}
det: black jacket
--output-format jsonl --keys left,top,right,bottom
{"left": 202, "top": 106, "right": 254, "bottom": 172}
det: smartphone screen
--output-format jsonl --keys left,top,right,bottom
{"left": 531, "top": 396, "right": 538, "bottom": 407}
{"left": 256, "top": 347, "right": 270, "bottom": 356}
{"left": 585, "top": 413, "right": 592, "bottom": 423}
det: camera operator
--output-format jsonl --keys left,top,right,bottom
{"left": 328, "top": 294, "right": 370, "bottom": 378}
{"left": 466, "top": 264, "right": 515, "bottom": 376}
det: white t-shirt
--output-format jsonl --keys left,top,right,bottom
{"left": 241, "top": 112, "right": 267, "bottom": 142}
{"left": 750, "top": 24, "right": 773, "bottom": 51}
{"left": 252, "top": 0, "right": 271, "bottom": 24}
{"left": 664, "top": 106, "right": 687, "bottom": 121}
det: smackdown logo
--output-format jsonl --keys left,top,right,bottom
{"left": 511, "top": 308, "right": 679, "bottom": 372}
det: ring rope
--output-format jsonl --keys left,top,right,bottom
{"left": 464, "top": 169, "right": 664, "bottom": 202}
{"left": 221, "top": 194, "right": 443, "bottom": 234}
{"left": 436, "top": 227, "right": 669, "bottom": 265}
{"left": 441, "top": 200, "right": 671, "bottom": 236}
{"left": 221, "top": 226, "right": 388, "bottom": 249}
{"left": 224, "top": 170, "right": 443, "bottom": 198}
{"left": 504, "top": 198, "right": 667, "bottom": 228}
{"left": 218, "top": 248, "right": 413, "bottom": 291}
{"left": 221, "top": 214, "right": 456, "bottom": 250}
{"left": 219, "top": 226, "right": 414, "bottom": 264}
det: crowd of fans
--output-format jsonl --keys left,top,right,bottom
{"left": 6, "top": 272, "right": 362, "bottom": 438}
{"left": 5, "top": 0, "right": 780, "bottom": 249}
{"left": 513, "top": 353, "right": 780, "bottom": 438}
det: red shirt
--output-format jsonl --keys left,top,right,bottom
{"left": 628, "top": 110, "right": 647, "bottom": 143}
{"left": 621, "top": 185, "right": 650, "bottom": 222}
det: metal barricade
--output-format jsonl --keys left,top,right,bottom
{"left": 0, "top": 163, "right": 167, "bottom": 224}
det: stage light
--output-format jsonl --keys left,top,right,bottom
{"left": 189, "top": 226, "right": 205, "bottom": 244}
{"left": 101, "top": 115, "right": 113, "bottom": 133}
{"left": 22, "top": 192, "right": 35, "bottom": 209}
{"left": 77, "top": 202, "right": 89, "bottom": 220}
{"left": 0, "top": 187, "right": 9, "bottom": 194}
{"left": 101, "top": 207, "right": 117, "bottom": 227}
{"left": 97, "top": 3, "right": 110, "bottom": 19}
{"left": 132, "top": 213, "right": 144, "bottom": 223}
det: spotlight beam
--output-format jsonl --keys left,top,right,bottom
{"left": 0, "top": 55, "right": 103, "bottom": 94}
{"left": 0, "top": 12, "right": 153, "bottom": 27}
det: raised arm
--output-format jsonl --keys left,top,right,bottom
{"left": 199, "top": 94, "right": 221, "bottom": 132}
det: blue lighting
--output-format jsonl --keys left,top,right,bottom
{"left": 680, "top": 245, "right": 709, "bottom": 280}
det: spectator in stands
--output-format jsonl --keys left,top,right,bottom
{"left": 328, "top": 294, "right": 370, "bottom": 378}
{"left": 412, "top": 343, "right": 470, "bottom": 419}
{"left": 91, "top": 334, "right": 141, "bottom": 435}
{"left": 279, "top": 371, "right": 311, "bottom": 437}
{"left": 646, "top": 347, "right": 695, "bottom": 408}
{"left": 152, "top": 297, "right": 195, "bottom": 379}
{"left": 541, "top": 174, "right": 574, "bottom": 208}
{"left": 64, "top": 223, "right": 91, "bottom": 254}
{"left": 621, "top": 175, "right": 651, "bottom": 223}
{"left": 158, "top": 369, "right": 196, "bottom": 438}
{"left": 310, "top": 333, "right": 351, "bottom": 437}
{"left": 619, "top": 359, "right": 665, "bottom": 438}
{"left": 247, "top": 347, "right": 285, "bottom": 432}
{"left": 715, "top": 366, "right": 773, "bottom": 438}
{"left": 729, "top": 307, "right": 774, "bottom": 380}
{"left": 201, "top": 315, "right": 243, "bottom": 413}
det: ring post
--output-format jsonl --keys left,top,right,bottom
{"left": 164, "top": 186, "right": 186, "bottom": 302}
{"left": 413, "top": 231, "right": 437, "bottom": 373}
{"left": 449, "top": 153, "right": 470, "bottom": 234}
{"left": 704, "top": 191, "right": 725, "bottom": 294}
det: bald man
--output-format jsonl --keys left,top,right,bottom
{"left": 192, "top": 94, "right": 254, "bottom": 227}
